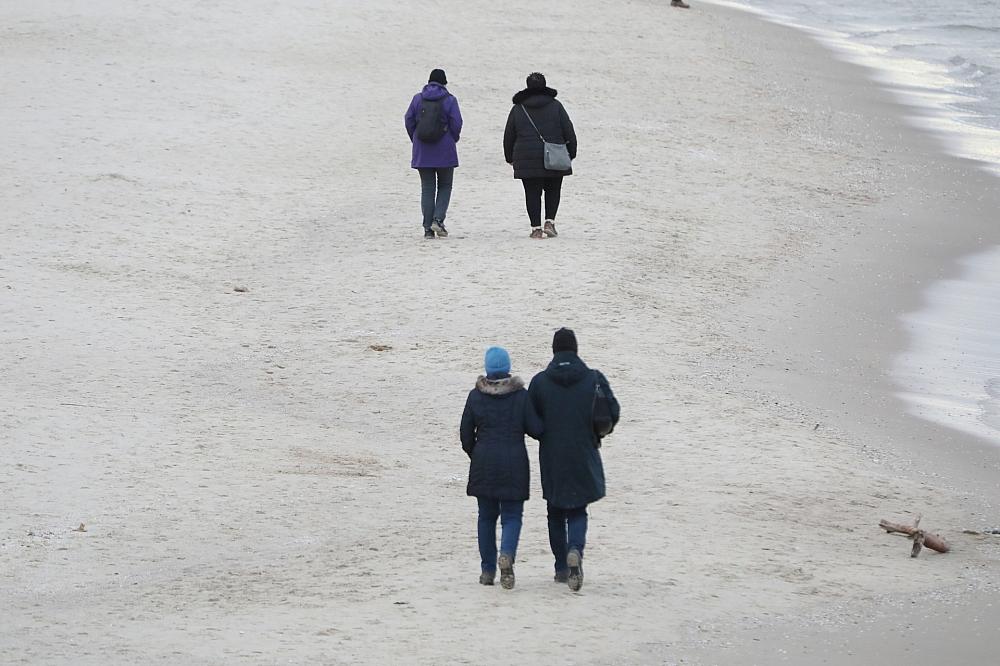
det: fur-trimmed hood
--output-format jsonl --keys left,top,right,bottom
{"left": 512, "top": 86, "right": 558, "bottom": 106}
{"left": 475, "top": 375, "right": 525, "bottom": 395}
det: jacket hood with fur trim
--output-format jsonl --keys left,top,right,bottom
{"left": 475, "top": 375, "right": 525, "bottom": 395}
{"left": 512, "top": 86, "right": 558, "bottom": 106}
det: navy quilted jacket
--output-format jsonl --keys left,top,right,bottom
{"left": 460, "top": 375, "right": 544, "bottom": 500}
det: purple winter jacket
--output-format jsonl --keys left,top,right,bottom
{"left": 404, "top": 83, "right": 462, "bottom": 169}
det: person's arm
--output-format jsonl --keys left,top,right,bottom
{"left": 460, "top": 392, "right": 477, "bottom": 458}
{"left": 449, "top": 96, "right": 463, "bottom": 142}
{"left": 522, "top": 390, "right": 544, "bottom": 440}
{"left": 503, "top": 107, "right": 517, "bottom": 164}
{"left": 527, "top": 375, "right": 544, "bottom": 417}
{"left": 404, "top": 96, "right": 418, "bottom": 140}
{"left": 559, "top": 103, "right": 577, "bottom": 160}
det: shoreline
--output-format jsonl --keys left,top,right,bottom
{"left": 704, "top": 4, "right": 1000, "bottom": 453}
{"left": 705, "top": 0, "right": 1000, "bottom": 179}
{"left": 893, "top": 245, "right": 1000, "bottom": 450}
{"left": 708, "top": 3, "right": 1000, "bottom": 498}
{"left": 2, "top": 1, "right": 999, "bottom": 663}
{"left": 687, "top": 2, "right": 1000, "bottom": 662}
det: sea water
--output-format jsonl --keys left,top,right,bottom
{"left": 707, "top": 0, "right": 1000, "bottom": 445}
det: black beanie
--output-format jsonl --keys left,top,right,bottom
{"left": 526, "top": 72, "right": 546, "bottom": 89}
{"left": 429, "top": 68, "right": 447, "bottom": 85}
{"left": 552, "top": 327, "right": 578, "bottom": 354}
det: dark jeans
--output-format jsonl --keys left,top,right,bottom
{"left": 547, "top": 503, "right": 588, "bottom": 573}
{"left": 418, "top": 167, "right": 454, "bottom": 229}
{"left": 521, "top": 176, "right": 563, "bottom": 227}
{"left": 477, "top": 497, "right": 524, "bottom": 573}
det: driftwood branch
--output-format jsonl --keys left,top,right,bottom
{"left": 879, "top": 518, "right": 949, "bottom": 555}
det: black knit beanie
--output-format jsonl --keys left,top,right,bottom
{"left": 552, "top": 327, "right": 578, "bottom": 354}
{"left": 429, "top": 68, "right": 447, "bottom": 85}
{"left": 526, "top": 72, "right": 546, "bottom": 89}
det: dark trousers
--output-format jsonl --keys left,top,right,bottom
{"left": 418, "top": 167, "right": 454, "bottom": 229}
{"left": 477, "top": 497, "right": 525, "bottom": 573}
{"left": 521, "top": 176, "right": 563, "bottom": 227}
{"left": 547, "top": 503, "right": 588, "bottom": 573}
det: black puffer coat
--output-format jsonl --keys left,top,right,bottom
{"left": 503, "top": 87, "right": 578, "bottom": 179}
{"left": 461, "top": 375, "right": 544, "bottom": 501}
{"left": 528, "top": 352, "right": 620, "bottom": 509}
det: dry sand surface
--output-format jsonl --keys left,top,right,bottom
{"left": 2, "top": 1, "right": 999, "bottom": 664}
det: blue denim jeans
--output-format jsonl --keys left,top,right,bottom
{"left": 418, "top": 167, "right": 454, "bottom": 229}
{"left": 476, "top": 497, "right": 524, "bottom": 573}
{"left": 547, "top": 503, "right": 588, "bottom": 574}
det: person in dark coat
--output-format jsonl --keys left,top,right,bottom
{"left": 405, "top": 68, "right": 463, "bottom": 239}
{"left": 528, "top": 328, "right": 620, "bottom": 591}
{"left": 503, "top": 72, "right": 577, "bottom": 239}
{"left": 460, "top": 346, "right": 544, "bottom": 589}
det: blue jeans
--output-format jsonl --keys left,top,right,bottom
{"left": 418, "top": 167, "right": 454, "bottom": 229}
{"left": 547, "top": 503, "right": 588, "bottom": 573}
{"left": 477, "top": 497, "right": 524, "bottom": 573}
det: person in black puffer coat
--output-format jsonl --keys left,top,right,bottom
{"left": 528, "top": 328, "right": 620, "bottom": 592}
{"left": 503, "top": 72, "right": 578, "bottom": 239}
{"left": 460, "top": 346, "right": 544, "bottom": 589}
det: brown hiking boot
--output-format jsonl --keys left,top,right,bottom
{"left": 530, "top": 227, "right": 545, "bottom": 239}
{"left": 479, "top": 571, "right": 496, "bottom": 586}
{"left": 543, "top": 220, "right": 558, "bottom": 237}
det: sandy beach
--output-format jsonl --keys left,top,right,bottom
{"left": 2, "top": 1, "right": 999, "bottom": 664}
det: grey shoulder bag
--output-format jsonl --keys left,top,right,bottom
{"left": 520, "top": 104, "right": 572, "bottom": 172}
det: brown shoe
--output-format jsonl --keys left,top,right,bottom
{"left": 530, "top": 227, "right": 545, "bottom": 239}
{"left": 671, "top": 0, "right": 690, "bottom": 7}
{"left": 543, "top": 220, "right": 558, "bottom": 237}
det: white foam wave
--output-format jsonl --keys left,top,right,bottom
{"left": 893, "top": 247, "right": 1000, "bottom": 446}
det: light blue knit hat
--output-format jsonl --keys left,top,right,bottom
{"left": 484, "top": 346, "right": 511, "bottom": 377}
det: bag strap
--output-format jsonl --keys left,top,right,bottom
{"left": 520, "top": 104, "right": 545, "bottom": 142}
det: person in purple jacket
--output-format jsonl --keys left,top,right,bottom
{"left": 404, "top": 68, "right": 463, "bottom": 239}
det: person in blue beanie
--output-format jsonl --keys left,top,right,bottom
{"left": 460, "top": 346, "right": 543, "bottom": 589}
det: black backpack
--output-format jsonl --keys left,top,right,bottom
{"left": 592, "top": 371, "right": 615, "bottom": 445}
{"left": 415, "top": 98, "right": 448, "bottom": 142}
